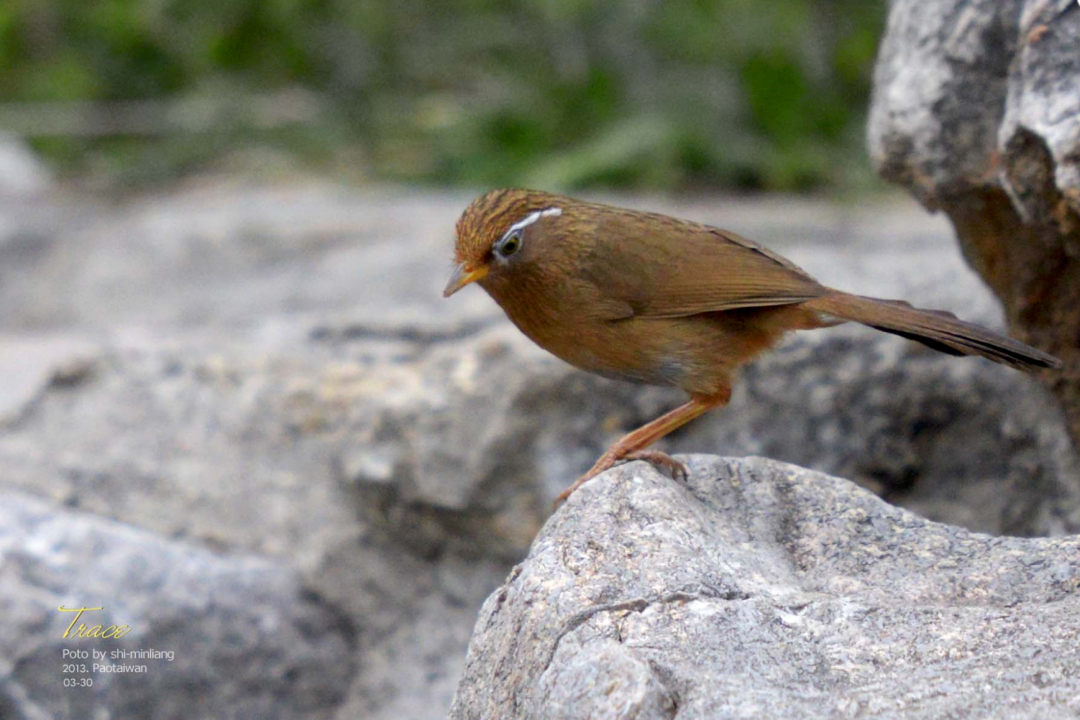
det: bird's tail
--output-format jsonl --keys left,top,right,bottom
{"left": 804, "top": 291, "right": 1060, "bottom": 371}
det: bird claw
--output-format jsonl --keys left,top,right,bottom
{"left": 622, "top": 450, "right": 689, "bottom": 481}
{"left": 553, "top": 449, "right": 690, "bottom": 510}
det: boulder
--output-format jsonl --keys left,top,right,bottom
{"left": 869, "top": 0, "right": 1080, "bottom": 452}
{"left": 0, "top": 492, "right": 355, "bottom": 720}
{"left": 449, "top": 456, "right": 1080, "bottom": 720}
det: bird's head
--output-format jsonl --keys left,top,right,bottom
{"left": 443, "top": 188, "right": 568, "bottom": 298}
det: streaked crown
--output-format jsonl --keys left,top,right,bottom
{"left": 453, "top": 188, "right": 566, "bottom": 269}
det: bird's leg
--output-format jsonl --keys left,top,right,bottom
{"left": 555, "top": 388, "right": 731, "bottom": 507}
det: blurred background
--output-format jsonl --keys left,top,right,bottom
{"left": 1, "top": 0, "right": 884, "bottom": 193}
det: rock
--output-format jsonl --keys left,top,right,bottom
{"left": 0, "top": 491, "right": 355, "bottom": 720}
{"left": 0, "top": 335, "right": 99, "bottom": 422}
{"left": 0, "top": 133, "right": 51, "bottom": 198}
{"left": 868, "top": 0, "right": 1080, "bottom": 452}
{"left": 0, "top": 339, "right": 515, "bottom": 720}
{"left": 449, "top": 456, "right": 1080, "bottom": 720}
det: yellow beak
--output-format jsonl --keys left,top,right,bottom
{"left": 443, "top": 263, "right": 489, "bottom": 297}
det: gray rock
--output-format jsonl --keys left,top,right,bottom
{"left": 868, "top": 0, "right": 1080, "bottom": 450}
{"left": 0, "top": 491, "right": 355, "bottom": 720}
{"left": 869, "top": 0, "right": 1080, "bottom": 207}
{"left": 0, "top": 338, "right": 513, "bottom": 720}
{"left": 0, "top": 133, "right": 51, "bottom": 198}
{"left": 0, "top": 335, "right": 98, "bottom": 422}
{"left": 449, "top": 456, "right": 1080, "bottom": 720}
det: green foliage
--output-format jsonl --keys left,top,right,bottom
{"left": 0, "top": 0, "right": 885, "bottom": 191}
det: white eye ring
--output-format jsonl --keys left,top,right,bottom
{"left": 496, "top": 230, "right": 522, "bottom": 259}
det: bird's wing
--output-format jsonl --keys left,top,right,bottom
{"left": 582, "top": 213, "right": 826, "bottom": 319}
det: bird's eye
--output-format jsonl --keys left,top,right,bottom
{"left": 497, "top": 231, "right": 522, "bottom": 258}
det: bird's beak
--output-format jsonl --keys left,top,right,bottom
{"left": 443, "top": 263, "right": 489, "bottom": 298}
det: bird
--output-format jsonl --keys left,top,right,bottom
{"left": 443, "top": 189, "right": 1061, "bottom": 506}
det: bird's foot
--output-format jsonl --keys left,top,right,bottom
{"left": 553, "top": 449, "right": 689, "bottom": 509}
{"left": 621, "top": 450, "right": 688, "bottom": 481}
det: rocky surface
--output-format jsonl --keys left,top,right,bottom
{"left": 0, "top": 492, "right": 355, "bottom": 720}
{"left": 0, "top": 183, "right": 1075, "bottom": 718}
{"left": 869, "top": 0, "right": 1080, "bottom": 451}
{"left": 450, "top": 456, "right": 1080, "bottom": 720}
{"left": 0, "top": 132, "right": 51, "bottom": 198}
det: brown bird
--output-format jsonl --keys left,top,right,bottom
{"left": 443, "top": 189, "right": 1060, "bottom": 506}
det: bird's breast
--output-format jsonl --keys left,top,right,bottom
{"left": 494, "top": 293, "right": 731, "bottom": 394}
